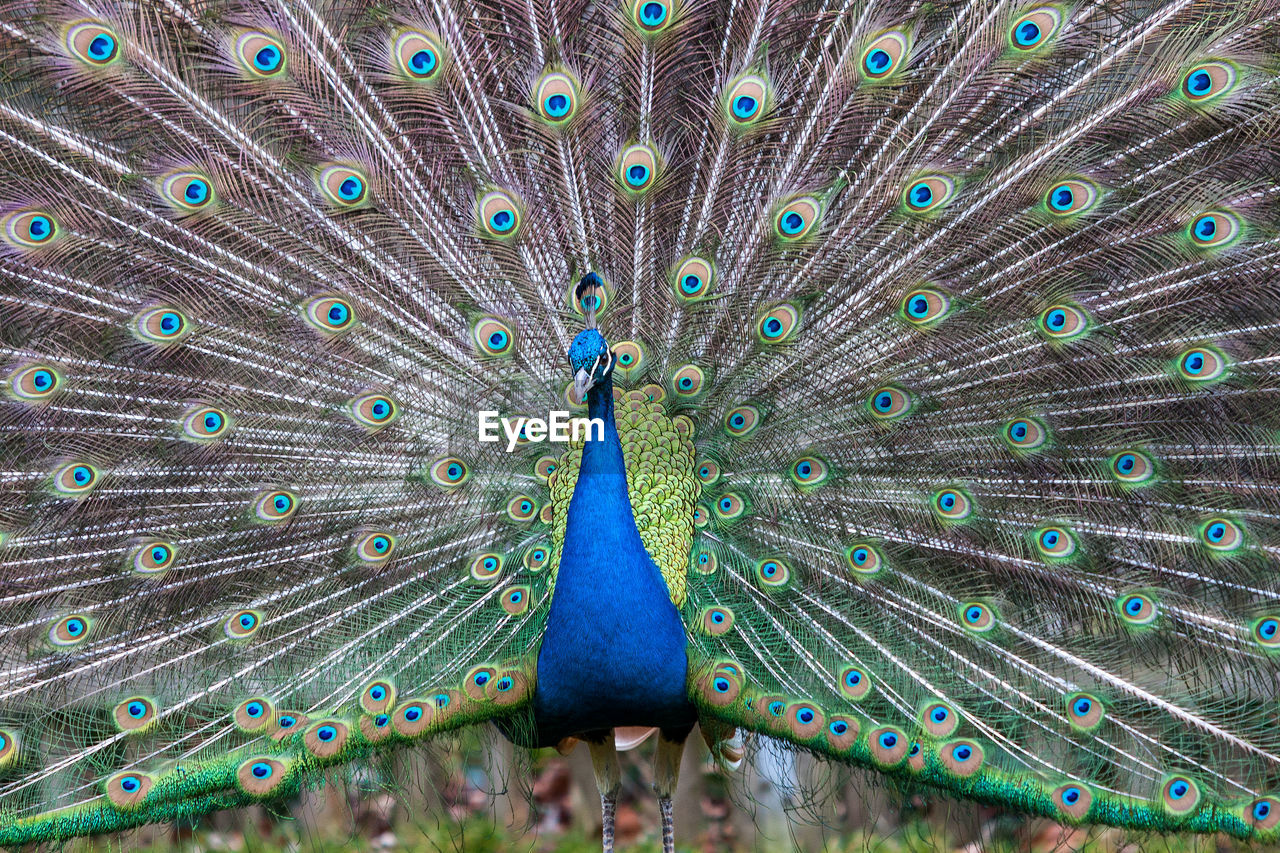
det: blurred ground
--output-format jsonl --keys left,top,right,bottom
{"left": 54, "top": 730, "right": 1280, "bottom": 853}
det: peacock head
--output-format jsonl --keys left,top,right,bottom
{"left": 569, "top": 272, "right": 613, "bottom": 398}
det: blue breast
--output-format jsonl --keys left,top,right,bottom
{"left": 531, "top": 376, "right": 694, "bottom": 743}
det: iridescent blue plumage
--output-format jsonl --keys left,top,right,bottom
{"left": 532, "top": 326, "right": 694, "bottom": 746}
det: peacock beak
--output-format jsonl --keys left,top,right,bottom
{"left": 573, "top": 368, "right": 594, "bottom": 398}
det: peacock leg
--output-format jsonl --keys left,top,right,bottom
{"left": 586, "top": 731, "right": 621, "bottom": 853}
{"left": 653, "top": 732, "right": 686, "bottom": 853}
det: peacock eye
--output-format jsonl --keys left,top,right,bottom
{"left": 535, "top": 71, "right": 579, "bottom": 122}
{"left": 618, "top": 145, "right": 658, "bottom": 192}
{"left": 1186, "top": 210, "right": 1240, "bottom": 248}
{"left": 1181, "top": 62, "right": 1236, "bottom": 102}
{"left": 349, "top": 393, "right": 399, "bottom": 429}
{"left": 429, "top": 457, "right": 470, "bottom": 488}
{"left": 868, "top": 386, "right": 913, "bottom": 420}
{"left": 632, "top": 0, "right": 673, "bottom": 32}
{"left": 901, "top": 288, "right": 949, "bottom": 326}
{"left": 134, "top": 307, "right": 191, "bottom": 344}
{"left": 235, "top": 31, "right": 286, "bottom": 77}
{"left": 774, "top": 198, "right": 819, "bottom": 240}
{"left": 757, "top": 304, "right": 800, "bottom": 343}
{"left": 318, "top": 165, "right": 369, "bottom": 207}
{"left": 254, "top": 490, "right": 297, "bottom": 522}
{"left": 755, "top": 558, "right": 789, "bottom": 587}
{"left": 958, "top": 601, "right": 996, "bottom": 632}
{"left": 66, "top": 22, "right": 121, "bottom": 66}
{"left": 161, "top": 172, "right": 215, "bottom": 212}
{"left": 861, "top": 30, "right": 908, "bottom": 78}
{"left": 182, "top": 406, "right": 230, "bottom": 442}
{"left": 672, "top": 257, "right": 714, "bottom": 301}
{"left": 470, "top": 552, "right": 504, "bottom": 581}
{"left": 1009, "top": 7, "right": 1062, "bottom": 50}
{"left": 393, "top": 31, "right": 443, "bottom": 82}
{"left": 303, "top": 295, "right": 355, "bottom": 334}
{"left": 1116, "top": 592, "right": 1157, "bottom": 626}
{"left": 902, "top": 175, "right": 955, "bottom": 214}
{"left": 225, "top": 609, "right": 263, "bottom": 639}
{"left": 1003, "top": 417, "right": 1048, "bottom": 452}
{"left": 1045, "top": 179, "right": 1098, "bottom": 216}
{"left": 1175, "top": 346, "right": 1227, "bottom": 383}
{"left": 1038, "top": 304, "right": 1089, "bottom": 340}
{"left": 478, "top": 190, "right": 523, "bottom": 239}
{"left": 725, "top": 75, "right": 768, "bottom": 124}
{"left": 9, "top": 364, "right": 62, "bottom": 400}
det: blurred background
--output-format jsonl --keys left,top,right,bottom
{"left": 51, "top": 728, "right": 1280, "bottom": 853}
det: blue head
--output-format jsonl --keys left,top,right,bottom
{"left": 569, "top": 328, "right": 612, "bottom": 398}
{"left": 569, "top": 273, "right": 613, "bottom": 397}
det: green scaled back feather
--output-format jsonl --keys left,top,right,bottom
{"left": 1, "top": 0, "right": 1279, "bottom": 843}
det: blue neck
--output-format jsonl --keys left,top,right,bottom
{"left": 531, "top": 371, "right": 693, "bottom": 741}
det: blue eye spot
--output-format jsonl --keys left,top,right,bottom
{"left": 1016, "top": 21, "right": 1040, "bottom": 45}
{"left": 1195, "top": 216, "right": 1216, "bottom": 240}
{"left": 251, "top": 761, "right": 273, "bottom": 779}
{"left": 1256, "top": 801, "right": 1272, "bottom": 820}
{"left": 711, "top": 611, "right": 724, "bottom": 623}
{"left": 910, "top": 183, "right": 932, "bottom": 207}
{"left": 545, "top": 93, "right": 569, "bottom": 117}
{"left": 1125, "top": 597, "right": 1143, "bottom": 615}
{"left": 830, "top": 721, "right": 847, "bottom": 735}
{"left": 474, "top": 672, "right": 490, "bottom": 686}
{"left": 932, "top": 708, "right": 948, "bottom": 723}
{"left": 1051, "top": 187, "right": 1073, "bottom": 210}
{"left": 410, "top": 49, "right": 436, "bottom": 74}
{"left": 121, "top": 775, "right": 140, "bottom": 792}
{"left": 1187, "top": 70, "right": 1211, "bottom": 95}
{"left": 909, "top": 297, "right": 928, "bottom": 317}
{"left": 247, "top": 702, "right": 263, "bottom": 717}
{"left": 317, "top": 725, "right": 336, "bottom": 742}
{"left": 1170, "top": 781, "right": 1188, "bottom": 799}
{"left": 780, "top": 212, "right": 804, "bottom": 234}
{"left": 1261, "top": 620, "right": 1278, "bottom": 639}
{"left": 374, "top": 714, "right": 389, "bottom": 727}
{"left": 404, "top": 706, "right": 422, "bottom": 722}
{"left": 159, "top": 312, "right": 181, "bottom": 334}
{"left": 32, "top": 369, "right": 53, "bottom": 389}
{"left": 909, "top": 742, "right": 920, "bottom": 756}
{"left": 338, "top": 177, "right": 363, "bottom": 201}
{"left": 1046, "top": 309, "right": 1066, "bottom": 330}
{"left": 713, "top": 677, "right": 730, "bottom": 692}
{"left": 733, "top": 95, "right": 758, "bottom": 118}
{"left": 328, "top": 304, "right": 348, "bottom": 324}
{"left": 681, "top": 274, "right": 701, "bottom": 293}
{"left": 370, "top": 686, "right": 385, "bottom": 700}
{"left": 1063, "top": 786, "right": 1081, "bottom": 804}
{"left": 90, "top": 34, "right": 116, "bottom": 60}
{"left": 255, "top": 46, "right": 280, "bottom": 72}
{"left": 627, "top": 164, "right": 649, "bottom": 186}
{"left": 279, "top": 715, "right": 296, "bottom": 728}
{"left": 954, "top": 746, "right": 972, "bottom": 761}
{"left": 128, "top": 702, "right": 145, "bottom": 717}
{"left": 865, "top": 48, "right": 891, "bottom": 74}
{"left": 641, "top": 2, "right": 666, "bottom": 25}
{"left": 27, "top": 216, "right": 50, "bottom": 240}
{"left": 798, "top": 708, "right": 814, "bottom": 724}
{"left": 1117, "top": 453, "right": 1135, "bottom": 472}
{"left": 185, "top": 180, "right": 209, "bottom": 204}
{"left": 72, "top": 466, "right": 91, "bottom": 484}
{"left": 846, "top": 670, "right": 862, "bottom": 686}
{"left": 879, "top": 732, "right": 898, "bottom": 749}
{"left": 965, "top": 606, "right": 982, "bottom": 623}
{"left": 240, "top": 613, "right": 256, "bottom": 629}
{"left": 768, "top": 701, "right": 785, "bottom": 717}
{"left": 731, "top": 414, "right": 744, "bottom": 427}
{"left": 490, "top": 210, "right": 513, "bottom": 231}
{"left": 941, "top": 493, "right": 956, "bottom": 509}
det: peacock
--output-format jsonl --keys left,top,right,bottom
{"left": 0, "top": 0, "right": 1278, "bottom": 848}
